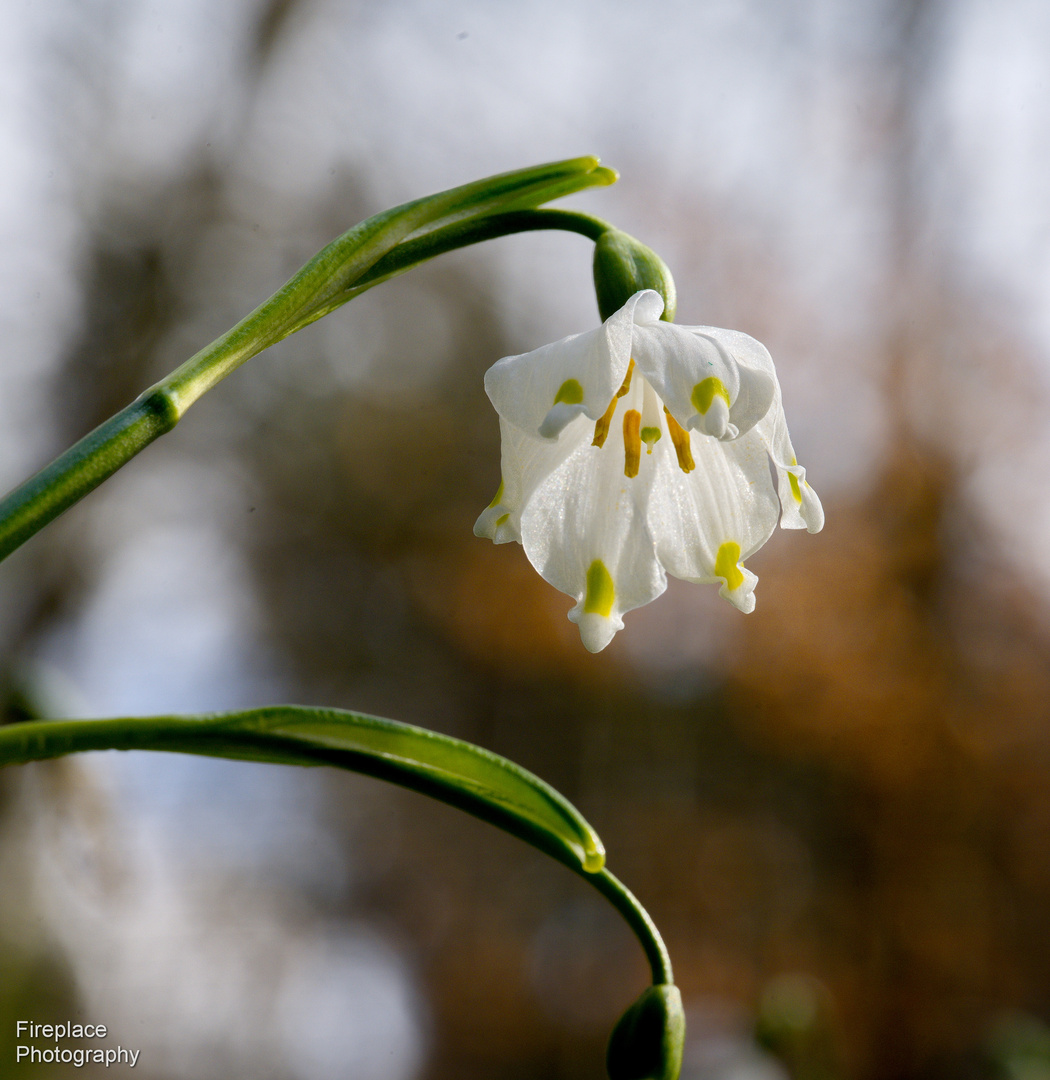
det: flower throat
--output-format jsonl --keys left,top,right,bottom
{"left": 586, "top": 358, "right": 697, "bottom": 477}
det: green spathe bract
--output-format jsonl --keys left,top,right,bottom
{"left": 593, "top": 228, "right": 677, "bottom": 323}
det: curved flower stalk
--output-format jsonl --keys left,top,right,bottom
{"left": 0, "top": 705, "right": 682, "bottom": 1075}
{"left": 476, "top": 290, "right": 824, "bottom": 652}
{"left": 0, "top": 158, "right": 616, "bottom": 565}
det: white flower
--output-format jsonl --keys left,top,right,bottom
{"left": 475, "top": 290, "right": 823, "bottom": 653}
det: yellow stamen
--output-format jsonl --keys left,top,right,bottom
{"left": 691, "top": 376, "right": 730, "bottom": 415}
{"left": 623, "top": 409, "right": 641, "bottom": 478}
{"left": 592, "top": 359, "right": 635, "bottom": 447}
{"left": 583, "top": 560, "right": 615, "bottom": 616}
{"left": 495, "top": 513, "right": 510, "bottom": 527}
{"left": 593, "top": 399, "right": 618, "bottom": 448}
{"left": 714, "top": 541, "right": 745, "bottom": 592}
{"left": 487, "top": 479, "right": 505, "bottom": 508}
{"left": 663, "top": 407, "right": 695, "bottom": 473}
{"left": 554, "top": 378, "right": 584, "bottom": 405}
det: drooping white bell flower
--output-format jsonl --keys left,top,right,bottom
{"left": 475, "top": 290, "right": 823, "bottom": 653}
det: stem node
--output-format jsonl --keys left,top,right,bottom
{"left": 138, "top": 384, "right": 182, "bottom": 433}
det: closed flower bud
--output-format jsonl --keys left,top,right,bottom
{"left": 607, "top": 983, "right": 685, "bottom": 1080}
{"left": 593, "top": 229, "right": 677, "bottom": 323}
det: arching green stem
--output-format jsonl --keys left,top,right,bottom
{"left": 345, "top": 207, "right": 612, "bottom": 298}
{"left": 0, "top": 162, "right": 616, "bottom": 565}
{"left": 0, "top": 708, "right": 672, "bottom": 987}
{"left": 586, "top": 867, "right": 674, "bottom": 986}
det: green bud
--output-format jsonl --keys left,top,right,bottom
{"left": 593, "top": 229, "right": 677, "bottom": 323}
{"left": 607, "top": 984, "right": 685, "bottom": 1080}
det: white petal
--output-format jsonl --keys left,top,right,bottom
{"left": 633, "top": 322, "right": 776, "bottom": 441}
{"left": 517, "top": 407, "right": 667, "bottom": 652}
{"left": 538, "top": 402, "right": 587, "bottom": 439}
{"left": 473, "top": 495, "right": 519, "bottom": 544}
{"left": 695, "top": 393, "right": 733, "bottom": 440}
{"left": 757, "top": 394, "right": 825, "bottom": 533}
{"left": 484, "top": 292, "right": 662, "bottom": 440}
{"left": 646, "top": 426, "right": 780, "bottom": 611}
{"left": 477, "top": 415, "right": 588, "bottom": 544}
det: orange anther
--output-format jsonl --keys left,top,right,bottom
{"left": 592, "top": 360, "right": 635, "bottom": 448}
{"left": 664, "top": 407, "right": 695, "bottom": 473}
{"left": 623, "top": 409, "right": 641, "bottom": 478}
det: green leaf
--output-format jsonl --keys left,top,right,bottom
{"left": 0, "top": 706, "right": 605, "bottom": 874}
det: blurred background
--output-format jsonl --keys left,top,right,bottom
{"left": 3, "top": 0, "right": 1050, "bottom": 1077}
